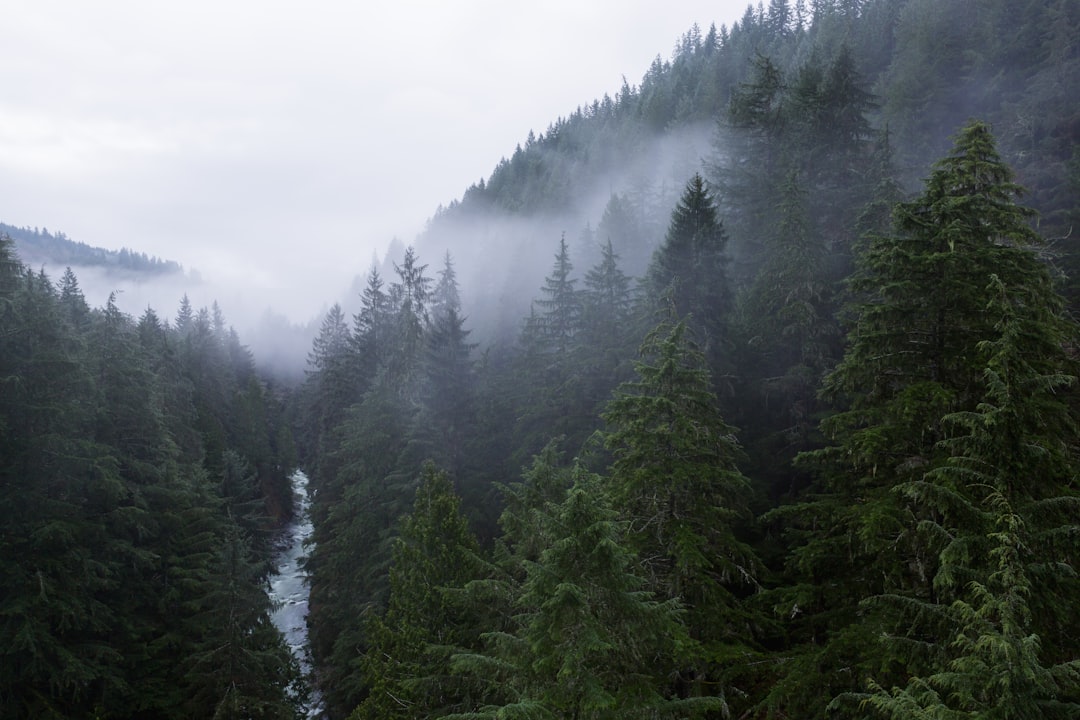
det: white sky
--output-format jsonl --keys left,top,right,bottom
{"left": 1, "top": 0, "right": 750, "bottom": 322}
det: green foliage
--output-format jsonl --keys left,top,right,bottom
{"left": 298, "top": 245, "right": 502, "bottom": 715}
{"left": 288, "top": 6, "right": 1080, "bottom": 717}
{"left": 509, "top": 468, "right": 710, "bottom": 719}
{"left": 305, "top": 382, "right": 409, "bottom": 712}
{"left": 351, "top": 464, "right": 486, "bottom": 720}
{"left": 524, "top": 234, "right": 580, "bottom": 355}
{"left": 602, "top": 315, "right": 762, "bottom": 706}
{"left": 0, "top": 239, "right": 299, "bottom": 718}
{"left": 405, "top": 306, "right": 478, "bottom": 481}
{"left": 511, "top": 235, "right": 597, "bottom": 460}
{"left": 768, "top": 121, "right": 1080, "bottom": 717}
{"left": 851, "top": 275, "right": 1080, "bottom": 718}
{"left": 0, "top": 222, "right": 185, "bottom": 275}
{"left": 184, "top": 527, "right": 299, "bottom": 720}
{"left": 645, "top": 174, "right": 733, "bottom": 374}
{"left": 449, "top": 463, "right": 716, "bottom": 720}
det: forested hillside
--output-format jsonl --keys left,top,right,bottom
{"left": 294, "top": 1, "right": 1080, "bottom": 718}
{"left": 0, "top": 223, "right": 185, "bottom": 277}
{"left": 5, "top": 0, "right": 1078, "bottom": 719}
{"left": 416, "top": 0, "right": 1079, "bottom": 340}
{"left": 0, "top": 237, "right": 304, "bottom": 718}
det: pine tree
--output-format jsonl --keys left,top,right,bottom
{"left": 450, "top": 464, "right": 715, "bottom": 720}
{"left": 596, "top": 192, "right": 652, "bottom": 278}
{"left": 581, "top": 238, "right": 634, "bottom": 351}
{"left": 770, "top": 121, "right": 1078, "bottom": 716}
{"left": 217, "top": 450, "right": 272, "bottom": 561}
{"left": 351, "top": 266, "right": 394, "bottom": 390}
{"left": 403, "top": 307, "right": 478, "bottom": 483}
{"left": 645, "top": 174, "right": 732, "bottom": 377}
{"left": 175, "top": 293, "right": 194, "bottom": 335}
{"left": 575, "top": 238, "right": 639, "bottom": 438}
{"left": 301, "top": 303, "right": 357, "bottom": 491}
{"left": 0, "top": 266, "right": 126, "bottom": 719}
{"left": 602, "top": 315, "right": 760, "bottom": 705}
{"left": 820, "top": 120, "right": 1050, "bottom": 472}
{"left": 57, "top": 266, "right": 91, "bottom": 331}
{"left": 724, "top": 53, "right": 786, "bottom": 204}
{"left": 184, "top": 526, "right": 299, "bottom": 720}
{"left": 386, "top": 247, "right": 433, "bottom": 392}
{"left": 0, "top": 250, "right": 300, "bottom": 717}
{"left": 91, "top": 292, "right": 172, "bottom": 485}
{"left": 852, "top": 276, "right": 1080, "bottom": 718}
{"left": 432, "top": 251, "right": 462, "bottom": 320}
{"left": 305, "top": 380, "right": 409, "bottom": 715}
{"left": 351, "top": 463, "right": 484, "bottom": 720}
{"left": 528, "top": 233, "right": 580, "bottom": 355}
{"left": 512, "top": 466, "right": 714, "bottom": 719}
{"left": 513, "top": 235, "right": 590, "bottom": 460}
{"left": 735, "top": 169, "right": 836, "bottom": 490}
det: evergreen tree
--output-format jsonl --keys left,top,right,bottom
{"left": 645, "top": 174, "right": 732, "bottom": 377}
{"left": 432, "top": 251, "right": 462, "bottom": 320}
{"left": 386, "top": 247, "right": 433, "bottom": 392}
{"left": 574, "top": 238, "right": 640, "bottom": 442}
{"left": 596, "top": 192, "right": 652, "bottom": 278}
{"left": 184, "top": 526, "right": 299, "bottom": 719}
{"left": 735, "top": 169, "right": 836, "bottom": 495}
{"left": 351, "top": 266, "right": 394, "bottom": 390}
{"left": 305, "top": 381, "right": 409, "bottom": 715}
{"left": 602, "top": 315, "right": 760, "bottom": 706}
{"left": 175, "top": 293, "right": 194, "bottom": 336}
{"left": 512, "top": 235, "right": 590, "bottom": 460}
{"left": 217, "top": 449, "right": 273, "bottom": 561}
{"left": 509, "top": 467, "right": 714, "bottom": 719}
{"left": 718, "top": 47, "right": 876, "bottom": 284}
{"left": 0, "top": 266, "right": 130, "bottom": 719}
{"left": 404, "top": 307, "right": 478, "bottom": 483}
{"left": 852, "top": 275, "right": 1080, "bottom": 718}
{"left": 450, "top": 462, "right": 716, "bottom": 720}
{"left": 527, "top": 233, "right": 580, "bottom": 355}
{"left": 351, "top": 464, "right": 485, "bottom": 720}
{"left": 300, "top": 303, "right": 357, "bottom": 494}
{"left": 57, "top": 266, "right": 91, "bottom": 331}
{"left": 581, "top": 238, "right": 634, "bottom": 350}
{"left": 91, "top": 292, "right": 172, "bottom": 485}
{"left": 769, "top": 120, "right": 1078, "bottom": 716}
{"left": 722, "top": 54, "right": 787, "bottom": 242}
{"left": 0, "top": 250, "right": 301, "bottom": 718}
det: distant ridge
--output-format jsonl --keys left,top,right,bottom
{"left": 0, "top": 222, "right": 184, "bottom": 276}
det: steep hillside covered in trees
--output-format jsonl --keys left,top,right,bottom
{"left": 5, "top": 1, "right": 1077, "bottom": 719}
{"left": 0, "top": 236, "right": 305, "bottom": 719}
{"left": 0, "top": 223, "right": 186, "bottom": 277}
{"left": 294, "top": 1, "right": 1079, "bottom": 718}
{"left": 415, "top": 0, "right": 1078, "bottom": 342}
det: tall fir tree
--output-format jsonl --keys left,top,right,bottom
{"left": 602, "top": 313, "right": 761, "bottom": 709}
{"left": 351, "top": 464, "right": 485, "bottom": 720}
{"left": 645, "top": 174, "right": 733, "bottom": 380}
{"left": 513, "top": 235, "right": 591, "bottom": 460}
{"left": 851, "top": 275, "right": 1080, "bottom": 719}
{"left": 768, "top": 120, "right": 1080, "bottom": 716}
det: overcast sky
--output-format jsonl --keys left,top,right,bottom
{"left": 2, "top": 1, "right": 749, "bottom": 322}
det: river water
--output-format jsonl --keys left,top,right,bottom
{"left": 268, "top": 471, "right": 324, "bottom": 717}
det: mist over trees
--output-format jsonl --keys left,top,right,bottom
{"left": 0, "top": 223, "right": 186, "bottom": 277}
{"left": 294, "top": 1, "right": 1079, "bottom": 718}
{"left": 4, "top": 0, "right": 1079, "bottom": 719}
{"left": 410, "top": 0, "right": 1077, "bottom": 353}
{"left": 0, "top": 236, "right": 304, "bottom": 718}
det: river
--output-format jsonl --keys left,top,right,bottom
{"left": 268, "top": 471, "right": 324, "bottom": 718}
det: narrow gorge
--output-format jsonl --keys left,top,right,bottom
{"left": 269, "top": 472, "right": 324, "bottom": 718}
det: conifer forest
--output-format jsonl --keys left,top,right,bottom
{"left": 3, "top": 0, "right": 1080, "bottom": 718}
